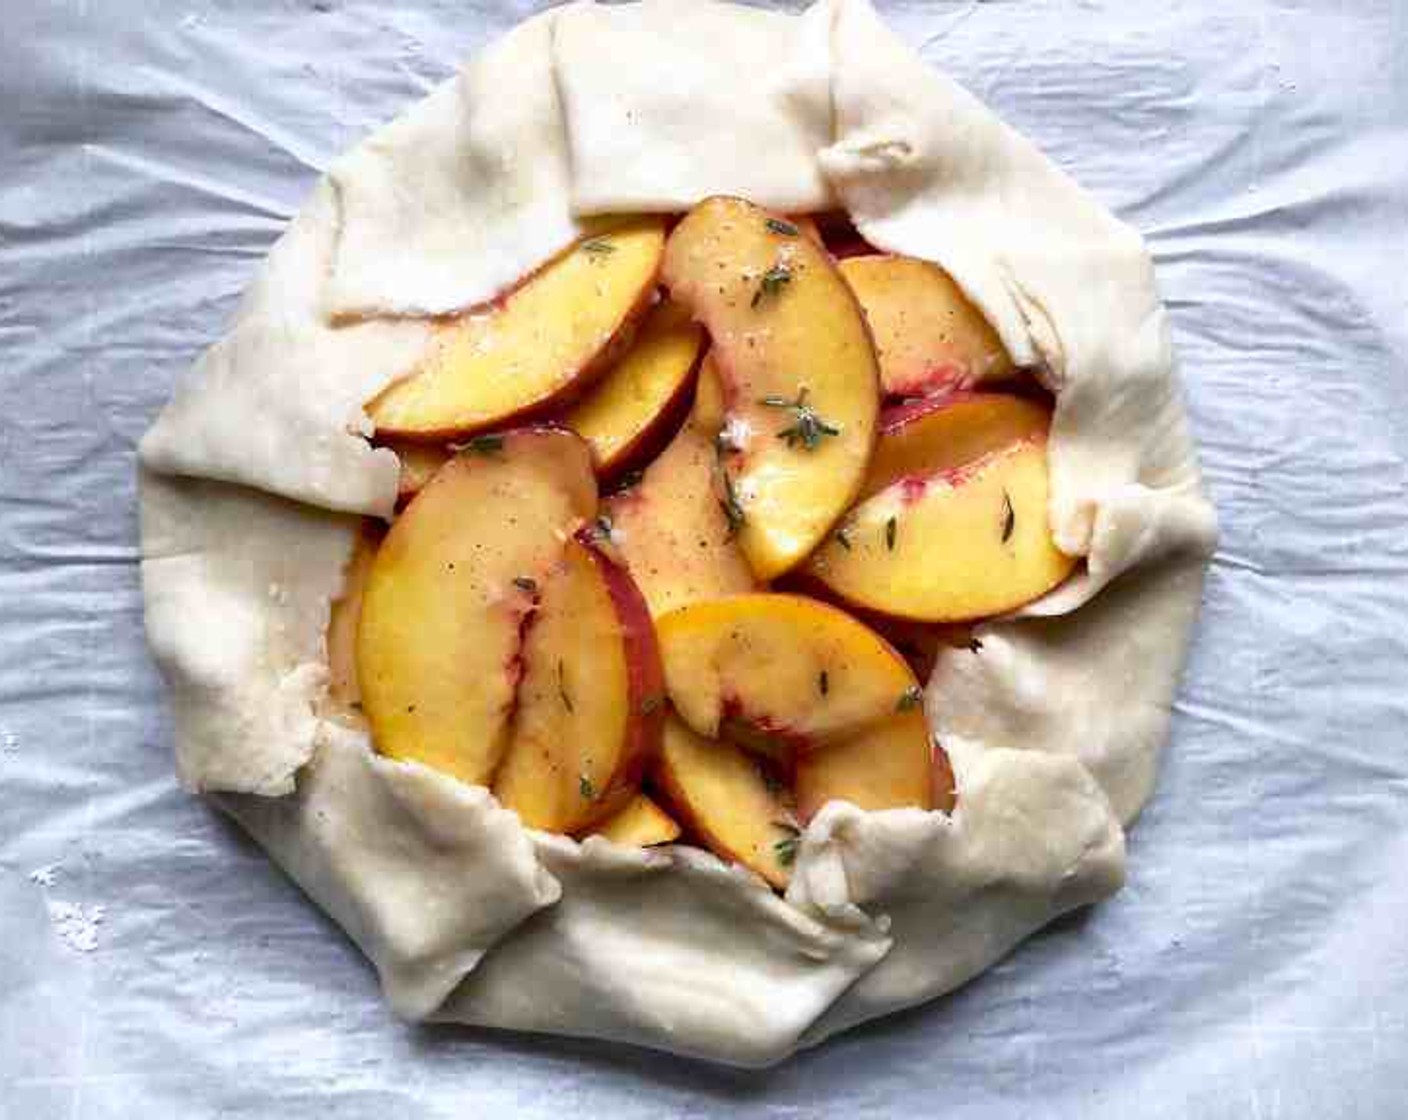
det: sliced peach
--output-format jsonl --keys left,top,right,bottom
{"left": 789, "top": 214, "right": 824, "bottom": 247}
{"left": 565, "top": 298, "right": 705, "bottom": 478}
{"left": 689, "top": 351, "right": 726, "bottom": 435}
{"left": 326, "top": 519, "right": 382, "bottom": 709}
{"left": 493, "top": 530, "right": 664, "bottom": 834}
{"left": 655, "top": 593, "right": 921, "bottom": 756}
{"left": 794, "top": 710, "right": 935, "bottom": 822}
{"left": 590, "top": 792, "right": 681, "bottom": 847}
{"left": 662, "top": 197, "right": 880, "bottom": 580}
{"left": 653, "top": 714, "right": 796, "bottom": 889}
{"left": 602, "top": 424, "right": 755, "bottom": 619}
{"left": 839, "top": 255, "right": 1014, "bottom": 399}
{"left": 383, "top": 440, "right": 450, "bottom": 501}
{"left": 805, "top": 438, "right": 1078, "bottom": 623}
{"left": 369, "top": 217, "right": 666, "bottom": 440}
{"left": 862, "top": 391, "right": 1051, "bottom": 501}
{"left": 356, "top": 428, "right": 596, "bottom": 785}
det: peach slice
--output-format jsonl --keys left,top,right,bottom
{"left": 602, "top": 424, "right": 755, "bottom": 619}
{"left": 591, "top": 792, "right": 681, "bottom": 847}
{"left": 383, "top": 440, "right": 450, "bottom": 502}
{"left": 356, "top": 428, "right": 596, "bottom": 786}
{"left": 794, "top": 710, "right": 937, "bottom": 822}
{"left": 325, "top": 519, "right": 382, "bottom": 709}
{"left": 493, "top": 530, "right": 665, "bottom": 834}
{"left": 369, "top": 217, "right": 666, "bottom": 440}
{"left": 662, "top": 197, "right": 880, "bottom": 580}
{"left": 689, "top": 351, "right": 726, "bottom": 435}
{"left": 653, "top": 714, "right": 797, "bottom": 889}
{"left": 862, "top": 391, "right": 1051, "bottom": 502}
{"left": 566, "top": 298, "right": 705, "bottom": 478}
{"left": 839, "top": 255, "right": 1014, "bottom": 399}
{"left": 805, "top": 438, "right": 1078, "bottom": 623}
{"left": 655, "top": 593, "right": 921, "bottom": 755}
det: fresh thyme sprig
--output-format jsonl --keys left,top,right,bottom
{"left": 751, "top": 262, "right": 794, "bottom": 308}
{"left": 718, "top": 467, "right": 747, "bottom": 538}
{"left": 759, "top": 387, "right": 840, "bottom": 452}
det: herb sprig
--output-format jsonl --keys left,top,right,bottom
{"left": 759, "top": 387, "right": 840, "bottom": 452}
{"left": 751, "top": 262, "right": 794, "bottom": 308}
{"left": 453, "top": 433, "right": 505, "bottom": 455}
{"left": 718, "top": 467, "right": 747, "bottom": 538}
{"left": 773, "top": 821, "right": 802, "bottom": 867}
{"left": 558, "top": 659, "right": 574, "bottom": 713}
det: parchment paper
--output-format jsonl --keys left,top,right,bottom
{"left": 3, "top": 1, "right": 1407, "bottom": 1116}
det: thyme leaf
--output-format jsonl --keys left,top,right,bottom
{"left": 616, "top": 467, "right": 645, "bottom": 491}
{"left": 640, "top": 694, "right": 664, "bottom": 716}
{"left": 773, "top": 821, "right": 802, "bottom": 867}
{"left": 751, "top": 262, "right": 794, "bottom": 308}
{"left": 835, "top": 524, "right": 853, "bottom": 551}
{"left": 581, "top": 237, "right": 616, "bottom": 256}
{"left": 718, "top": 467, "right": 747, "bottom": 538}
{"left": 513, "top": 576, "right": 538, "bottom": 594}
{"left": 1000, "top": 490, "right": 1015, "bottom": 543}
{"left": 579, "top": 773, "right": 596, "bottom": 799}
{"left": 885, "top": 516, "right": 898, "bottom": 551}
{"left": 759, "top": 387, "right": 841, "bottom": 452}
{"left": 766, "top": 217, "right": 800, "bottom": 237}
{"left": 558, "top": 659, "right": 574, "bottom": 713}
{"left": 818, "top": 669, "right": 830, "bottom": 697}
{"left": 896, "top": 685, "right": 923, "bottom": 713}
{"left": 454, "top": 433, "right": 504, "bottom": 455}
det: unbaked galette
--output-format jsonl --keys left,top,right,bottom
{"left": 140, "top": 0, "right": 1216, "bottom": 1066}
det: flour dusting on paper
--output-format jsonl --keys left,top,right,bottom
{"left": 46, "top": 900, "right": 107, "bottom": 953}
{"left": 28, "top": 864, "right": 60, "bottom": 888}
{"left": 29, "top": 861, "right": 106, "bottom": 952}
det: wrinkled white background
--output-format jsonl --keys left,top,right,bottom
{"left": 2, "top": 1, "right": 1407, "bottom": 1116}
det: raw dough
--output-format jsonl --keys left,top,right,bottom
{"left": 139, "top": 0, "right": 1215, "bottom": 1065}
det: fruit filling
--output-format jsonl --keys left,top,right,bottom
{"left": 331, "top": 197, "right": 1077, "bottom": 889}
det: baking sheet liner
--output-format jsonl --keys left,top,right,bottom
{"left": 2, "top": 1, "right": 1406, "bottom": 1115}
